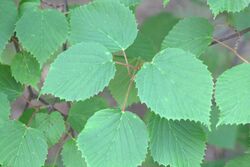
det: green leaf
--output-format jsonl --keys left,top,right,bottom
{"left": 18, "top": 0, "right": 40, "bottom": 17}
{"left": 0, "top": 121, "right": 48, "bottom": 167}
{"left": 228, "top": 7, "right": 250, "bottom": 31}
{"left": 109, "top": 58, "right": 140, "bottom": 107}
{"left": 31, "top": 112, "right": 65, "bottom": 146}
{"left": 161, "top": 17, "right": 213, "bottom": 56}
{"left": 225, "top": 154, "right": 250, "bottom": 167}
{"left": 0, "top": 0, "right": 17, "bottom": 55}
{"left": 163, "top": 0, "right": 170, "bottom": 7}
{"left": 208, "top": 0, "right": 250, "bottom": 16}
{"left": 200, "top": 45, "right": 235, "bottom": 78}
{"left": 69, "top": 1, "right": 137, "bottom": 52}
{"left": 202, "top": 160, "right": 225, "bottom": 167}
{"left": 0, "top": 64, "right": 23, "bottom": 101}
{"left": 126, "top": 12, "right": 179, "bottom": 61}
{"left": 126, "top": 32, "right": 157, "bottom": 61}
{"left": 0, "top": 43, "right": 16, "bottom": 65}
{"left": 0, "top": 93, "right": 10, "bottom": 123}
{"left": 77, "top": 109, "right": 148, "bottom": 167}
{"left": 207, "top": 106, "right": 238, "bottom": 149}
{"left": 215, "top": 63, "right": 250, "bottom": 125}
{"left": 148, "top": 114, "right": 206, "bottom": 167}
{"left": 61, "top": 139, "right": 87, "bottom": 167}
{"left": 19, "top": 108, "right": 36, "bottom": 125}
{"left": 16, "top": 8, "right": 68, "bottom": 65}
{"left": 67, "top": 96, "right": 108, "bottom": 133}
{"left": 42, "top": 42, "right": 116, "bottom": 101}
{"left": 141, "top": 153, "right": 164, "bottom": 167}
{"left": 135, "top": 48, "right": 213, "bottom": 125}
{"left": 11, "top": 52, "right": 41, "bottom": 87}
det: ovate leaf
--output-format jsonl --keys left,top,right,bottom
{"left": 0, "top": 93, "right": 10, "bottom": 123}
{"left": 16, "top": 9, "right": 68, "bottom": 65}
{"left": 208, "top": 0, "right": 250, "bottom": 16}
{"left": 161, "top": 17, "right": 213, "bottom": 56}
{"left": 215, "top": 63, "right": 250, "bottom": 125}
{"left": 135, "top": 48, "right": 213, "bottom": 125}
{"left": 31, "top": 112, "right": 65, "bottom": 146}
{"left": 77, "top": 109, "right": 148, "bottom": 167}
{"left": 42, "top": 42, "right": 116, "bottom": 101}
{"left": 67, "top": 96, "right": 108, "bottom": 133}
{"left": 11, "top": 52, "right": 41, "bottom": 87}
{"left": 225, "top": 154, "right": 250, "bottom": 167}
{"left": 0, "top": 121, "right": 48, "bottom": 167}
{"left": 61, "top": 139, "right": 87, "bottom": 167}
{"left": 0, "top": 0, "right": 17, "bottom": 55}
{"left": 148, "top": 114, "right": 206, "bottom": 167}
{"left": 0, "top": 64, "right": 23, "bottom": 101}
{"left": 70, "top": 1, "right": 137, "bottom": 52}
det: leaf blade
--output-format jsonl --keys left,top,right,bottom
{"left": 77, "top": 109, "right": 148, "bottom": 167}
{"left": 135, "top": 48, "right": 213, "bottom": 125}
{"left": 69, "top": 1, "right": 138, "bottom": 52}
{"left": 42, "top": 42, "right": 116, "bottom": 101}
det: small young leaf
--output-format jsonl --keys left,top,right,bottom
{"left": 77, "top": 109, "right": 148, "bottom": 167}
{"left": 208, "top": 0, "right": 250, "bottom": 16}
{"left": 135, "top": 48, "right": 213, "bottom": 125}
{"left": 67, "top": 96, "right": 108, "bottom": 133}
{"left": 11, "top": 52, "right": 41, "bottom": 87}
{"left": 162, "top": 17, "right": 213, "bottom": 57}
{"left": 16, "top": 8, "right": 68, "bottom": 65}
{"left": 0, "top": 0, "right": 17, "bottom": 55}
{"left": 19, "top": 108, "right": 36, "bottom": 125}
{"left": 61, "top": 139, "right": 87, "bottom": 167}
{"left": 0, "top": 93, "right": 10, "bottom": 124}
{"left": 215, "top": 63, "right": 250, "bottom": 125}
{"left": 31, "top": 112, "right": 65, "bottom": 147}
{"left": 70, "top": 1, "right": 137, "bottom": 52}
{"left": 0, "top": 121, "right": 48, "bottom": 167}
{"left": 42, "top": 42, "right": 116, "bottom": 101}
{"left": 0, "top": 64, "right": 23, "bottom": 101}
{"left": 148, "top": 114, "right": 206, "bottom": 167}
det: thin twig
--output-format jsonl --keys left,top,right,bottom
{"left": 122, "top": 49, "right": 131, "bottom": 75}
{"left": 213, "top": 38, "right": 249, "bottom": 63}
{"left": 211, "top": 27, "right": 250, "bottom": 45}
{"left": 11, "top": 34, "right": 20, "bottom": 52}
{"left": 23, "top": 86, "right": 35, "bottom": 111}
{"left": 27, "top": 108, "right": 39, "bottom": 126}
{"left": 122, "top": 75, "right": 135, "bottom": 112}
{"left": 64, "top": 0, "right": 69, "bottom": 13}
{"left": 115, "top": 61, "right": 137, "bottom": 70}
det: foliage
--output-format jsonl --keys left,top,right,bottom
{"left": 0, "top": 0, "right": 250, "bottom": 167}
